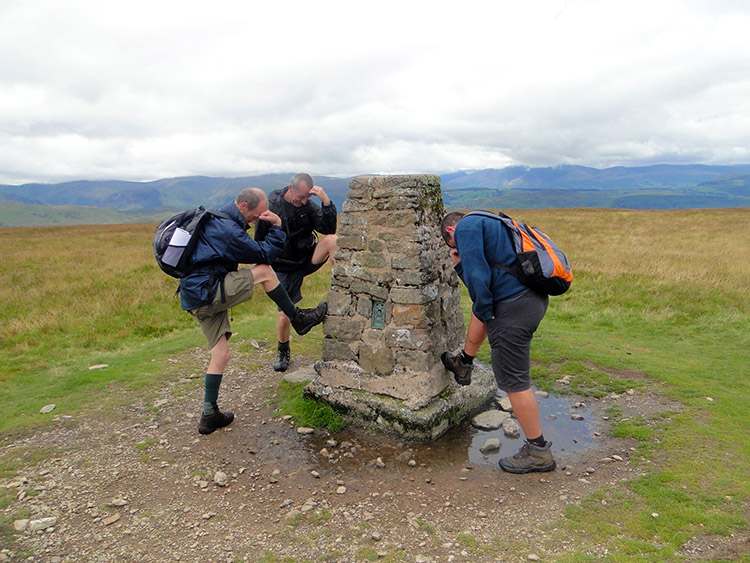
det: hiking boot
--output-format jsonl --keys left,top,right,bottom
{"left": 498, "top": 441, "right": 556, "bottom": 474}
{"left": 291, "top": 302, "right": 327, "bottom": 336}
{"left": 441, "top": 351, "right": 473, "bottom": 386}
{"left": 274, "top": 347, "right": 291, "bottom": 372}
{"left": 198, "top": 409, "right": 234, "bottom": 435}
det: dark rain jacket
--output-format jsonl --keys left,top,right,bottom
{"left": 254, "top": 187, "right": 337, "bottom": 272}
{"left": 178, "top": 202, "right": 286, "bottom": 311}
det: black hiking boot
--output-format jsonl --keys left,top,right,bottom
{"left": 291, "top": 302, "right": 327, "bottom": 336}
{"left": 441, "top": 351, "right": 473, "bottom": 386}
{"left": 274, "top": 347, "right": 291, "bottom": 372}
{"left": 498, "top": 441, "right": 556, "bottom": 474}
{"left": 198, "top": 409, "right": 234, "bottom": 435}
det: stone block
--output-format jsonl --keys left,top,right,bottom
{"left": 340, "top": 213, "right": 366, "bottom": 225}
{"left": 394, "top": 270, "right": 436, "bottom": 286}
{"left": 358, "top": 251, "right": 386, "bottom": 269}
{"left": 359, "top": 343, "right": 395, "bottom": 375}
{"left": 392, "top": 304, "right": 430, "bottom": 329}
{"left": 385, "top": 328, "right": 431, "bottom": 351}
{"left": 342, "top": 199, "right": 373, "bottom": 212}
{"left": 390, "top": 287, "right": 437, "bottom": 305}
{"left": 323, "top": 317, "right": 366, "bottom": 341}
{"left": 349, "top": 281, "right": 389, "bottom": 301}
{"left": 387, "top": 242, "right": 422, "bottom": 256}
{"left": 395, "top": 349, "right": 435, "bottom": 371}
{"left": 337, "top": 224, "right": 366, "bottom": 237}
{"left": 385, "top": 211, "right": 417, "bottom": 229}
{"left": 337, "top": 235, "right": 366, "bottom": 251}
{"left": 334, "top": 262, "right": 376, "bottom": 283}
{"left": 356, "top": 296, "right": 373, "bottom": 318}
{"left": 327, "top": 289, "right": 352, "bottom": 316}
{"left": 322, "top": 338, "right": 358, "bottom": 362}
{"left": 333, "top": 249, "right": 352, "bottom": 261}
{"left": 376, "top": 196, "right": 417, "bottom": 211}
{"left": 391, "top": 255, "right": 423, "bottom": 270}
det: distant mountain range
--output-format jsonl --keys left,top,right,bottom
{"left": 2, "top": 164, "right": 750, "bottom": 227}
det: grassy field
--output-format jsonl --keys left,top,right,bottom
{"left": 0, "top": 208, "right": 748, "bottom": 560}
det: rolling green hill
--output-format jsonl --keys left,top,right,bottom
{"left": 2, "top": 166, "right": 750, "bottom": 227}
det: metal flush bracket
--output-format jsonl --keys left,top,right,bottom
{"left": 371, "top": 301, "right": 386, "bottom": 329}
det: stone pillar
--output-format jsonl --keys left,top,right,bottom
{"left": 306, "top": 175, "right": 496, "bottom": 440}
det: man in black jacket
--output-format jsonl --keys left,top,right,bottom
{"left": 255, "top": 173, "right": 338, "bottom": 372}
{"left": 181, "top": 188, "right": 327, "bottom": 435}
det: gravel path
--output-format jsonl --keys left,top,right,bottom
{"left": 1, "top": 347, "right": 713, "bottom": 562}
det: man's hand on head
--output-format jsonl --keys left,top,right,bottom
{"left": 258, "top": 210, "right": 282, "bottom": 227}
{"left": 309, "top": 185, "right": 331, "bottom": 206}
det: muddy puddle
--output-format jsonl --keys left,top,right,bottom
{"left": 300, "top": 388, "right": 603, "bottom": 469}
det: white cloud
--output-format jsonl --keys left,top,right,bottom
{"left": 1, "top": 0, "right": 749, "bottom": 184}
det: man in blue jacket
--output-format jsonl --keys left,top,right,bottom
{"left": 440, "top": 211, "right": 555, "bottom": 474}
{"left": 180, "top": 187, "right": 327, "bottom": 435}
{"left": 255, "top": 173, "right": 338, "bottom": 372}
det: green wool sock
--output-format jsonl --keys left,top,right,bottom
{"left": 267, "top": 284, "right": 297, "bottom": 319}
{"left": 203, "top": 373, "right": 223, "bottom": 416}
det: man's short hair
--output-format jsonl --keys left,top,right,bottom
{"left": 290, "top": 173, "right": 314, "bottom": 191}
{"left": 440, "top": 212, "right": 465, "bottom": 245}
{"left": 236, "top": 187, "right": 265, "bottom": 211}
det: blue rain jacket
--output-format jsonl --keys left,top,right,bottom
{"left": 454, "top": 213, "right": 527, "bottom": 322}
{"left": 178, "top": 202, "right": 286, "bottom": 310}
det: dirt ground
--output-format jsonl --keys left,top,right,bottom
{"left": 1, "top": 346, "right": 746, "bottom": 563}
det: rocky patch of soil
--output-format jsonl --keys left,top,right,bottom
{"left": 2, "top": 347, "right": 738, "bottom": 563}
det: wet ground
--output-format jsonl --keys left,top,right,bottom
{"left": 294, "top": 381, "right": 605, "bottom": 473}
{"left": 3, "top": 352, "right": 692, "bottom": 563}
{"left": 460, "top": 391, "right": 600, "bottom": 466}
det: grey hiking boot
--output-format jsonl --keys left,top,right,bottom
{"left": 291, "top": 302, "right": 327, "bottom": 336}
{"left": 441, "top": 351, "right": 473, "bottom": 386}
{"left": 498, "top": 441, "right": 556, "bottom": 474}
{"left": 274, "top": 347, "right": 290, "bottom": 372}
{"left": 198, "top": 409, "right": 234, "bottom": 435}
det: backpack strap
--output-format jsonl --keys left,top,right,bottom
{"left": 465, "top": 210, "right": 511, "bottom": 221}
{"left": 463, "top": 210, "right": 519, "bottom": 274}
{"left": 206, "top": 266, "right": 227, "bottom": 305}
{"left": 207, "top": 209, "right": 230, "bottom": 221}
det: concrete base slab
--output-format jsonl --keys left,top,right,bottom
{"left": 305, "top": 360, "right": 498, "bottom": 440}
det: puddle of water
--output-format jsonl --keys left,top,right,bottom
{"left": 463, "top": 390, "right": 600, "bottom": 466}
{"left": 303, "top": 389, "right": 602, "bottom": 468}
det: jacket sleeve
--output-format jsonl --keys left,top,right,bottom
{"left": 254, "top": 218, "right": 271, "bottom": 242}
{"left": 313, "top": 202, "right": 337, "bottom": 235}
{"left": 455, "top": 220, "right": 495, "bottom": 322}
{"left": 224, "top": 222, "right": 287, "bottom": 265}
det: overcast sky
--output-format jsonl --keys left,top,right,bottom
{"left": 1, "top": 0, "right": 749, "bottom": 185}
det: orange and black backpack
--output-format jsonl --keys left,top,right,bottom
{"left": 467, "top": 210, "right": 573, "bottom": 296}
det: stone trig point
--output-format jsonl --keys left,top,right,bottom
{"left": 306, "top": 174, "right": 496, "bottom": 439}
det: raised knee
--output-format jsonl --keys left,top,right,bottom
{"left": 253, "top": 264, "right": 276, "bottom": 283}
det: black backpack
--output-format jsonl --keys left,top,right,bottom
{"left": 153, "top": 207, "right": 228, "bottom": 278}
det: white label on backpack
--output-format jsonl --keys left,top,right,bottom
{"left": 169, "top": 227, "right": 191, "bottom": 247}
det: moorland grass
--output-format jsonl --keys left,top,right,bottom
{"left": 0, "top": 208, "right": 748, "bottom": 560}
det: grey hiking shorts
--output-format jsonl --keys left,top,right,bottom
{"left": 189, "top": 269, "right": 255, "bottom": 349}
{"left": 276, "top": 251, "right": 328, "bottom": 304}
{"left": 485, "top": 290, "right": 549, "bottom": 393}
